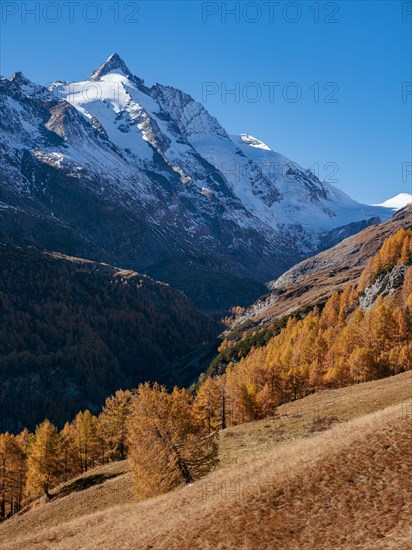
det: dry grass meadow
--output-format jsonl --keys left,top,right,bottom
{"left": 1, "top": 371, "right": 411, "bottom": 549}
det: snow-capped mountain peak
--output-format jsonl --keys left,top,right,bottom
{"left": 88, "top": 52, "right": 134, "bottom": 81}
{"left": 0, "top": 54, "right": 395, "bottom": 309}
{"left": 373, "top": 193, "right": 412, "bottom": 211}
{"left": 10, "top": 71, "right": 31, "bottom": 85}
{"left": 9, "top": 71, "right": 43, "bottom": 95}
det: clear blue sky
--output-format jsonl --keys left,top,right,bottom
{"left": 1, "top": 0, "right": 411, "bottom": 203}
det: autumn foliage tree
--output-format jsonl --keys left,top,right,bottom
{"left": 0, "top": 433, "right": 25, "bottom": 518}
{"left": 99, "top": 390, "right": 132, "bottom": 461}
{"left": 127, "top": 383, "right": 218, "bottom": 500}
{"left": 26, "top": 420, "right": 61, "bottom": 499}
{"left": 193, "top": 377, "right": 223, "bottom": 432}
{"left": 73, "top": 410, "right": 100, "bottom": 473}
{"left": 59, "top": 422, "right": 78, "bottom": 482}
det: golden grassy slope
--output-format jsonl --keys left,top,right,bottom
{"left": 220, "top": 370, "right": 412, "bottom": 467}
{"left": 1, "top": 372, "right": 411, "bottom": 549}
{"left": 0, "top": 461, "right": 134, "bottom": 543}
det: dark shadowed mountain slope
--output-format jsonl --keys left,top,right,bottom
{"left": 0, "top": 244, "right": 218, "bottom": 432}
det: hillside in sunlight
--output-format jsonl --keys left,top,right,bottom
{"left": 229, "top": 205, "right": 412, "bottom": 332}
{"left": 0, "top": 372, "right": 410, "bottom": 550}
{"left": 204, "top": 208, "right": 412, "bottom": 401}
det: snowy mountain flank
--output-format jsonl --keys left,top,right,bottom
{"left": 0, "top": 53, "right": 393, "bottom": 311}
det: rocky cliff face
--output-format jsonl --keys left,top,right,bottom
{"left": 359, "top": 264, "right": 409, "bottom": 310}
{"left": 0, "top": 53, "right": 392, "bottom": 312}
